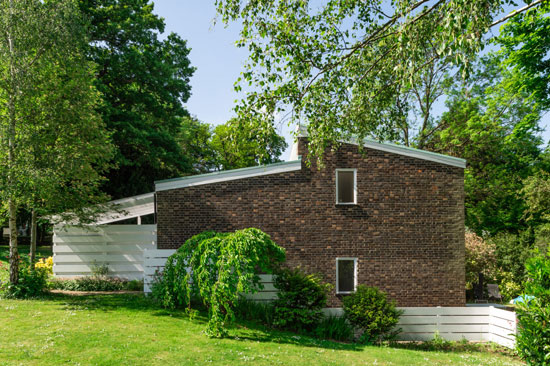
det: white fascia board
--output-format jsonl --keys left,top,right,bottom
{"left": 358, "top": 139, "right": 466, "bottom": 168}
{"left": 155, "top": 159, "right": 302, "bottom": 192}
{"left": 295, "top": 125, "right": 466, "bottom": 168}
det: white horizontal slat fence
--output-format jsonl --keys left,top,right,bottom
{"left": 143, "top": 249, "right": 277, "bottom": 300}
{"left": 53, "top": 225, "right": 156, "bottom": 280}
{"left": 396, "top": 306, "right": 516, "bottom": 348}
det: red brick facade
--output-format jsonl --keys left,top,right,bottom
{"left": 156, "top": 139, "right": 465, "bottom": 307}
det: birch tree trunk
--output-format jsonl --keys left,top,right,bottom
{"left": 30, "top": 209, "right": 37, "bottom": 266}
{"left": 7, "top": 0, "right": 19, "bottom": 285}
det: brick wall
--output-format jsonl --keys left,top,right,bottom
{"left": 156, "top": 139, "right": 465, "bottom": 307}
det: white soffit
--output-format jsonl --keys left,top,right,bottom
{"left": 93, "top": 192, "right": 155, "bottom": 224}
{"left": 155, "top": 159, "right": 302, "bottom": 192}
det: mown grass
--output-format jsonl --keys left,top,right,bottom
{"left": 0, "top": 246, "right": 523, "bottom": 365}
{"left": 0, "top": 293, "right": 523, "bottom": 366}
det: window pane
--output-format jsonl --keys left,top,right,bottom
{"left": 338, "top": 259, "right": 355, "bottom": 292}
{"left": 337, "top": 170, "right": 355, "bottom": 203}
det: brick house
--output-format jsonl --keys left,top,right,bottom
{"left": 154, "top": 136, "right": 466, "bottom": 307}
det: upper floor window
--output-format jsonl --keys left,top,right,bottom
{"left": 336, "top": 169, "right": 357, "bottom": 204}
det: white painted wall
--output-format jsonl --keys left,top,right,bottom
{"left": 53, "top": 225, "right": 157, "bottom": 280}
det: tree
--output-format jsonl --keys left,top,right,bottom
{"left": 424, "top": 54, "right": 543, "bottom": 234}
{"left": 177, "top": 116, "right": 288, "bottom": 173}
{"left": 214, "top": 0, "right": 543, "bottom": 163}
{"left": 210, "top": 118, "right": 287, "bottom": 170}
{"left": 79, "top": 0, "right": 196, "bottom": 198}
{"left": 0, "top": 0, "right": 112, "bottom": 284}
{"left": 498, "top": 1, "right": 550, "bottom": 110}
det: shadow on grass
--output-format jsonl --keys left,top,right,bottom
{"left": 227, "top": 320, "right": 366, "bottom": 351}
{"left": 387, "top": 339, "right": 518, "bottom": 358}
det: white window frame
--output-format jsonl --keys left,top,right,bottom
{"left": 336, "top": 257, "right": 358, "bottom": 294}
{"left": 335, "top": 168, "right": 357, "bottom": 205}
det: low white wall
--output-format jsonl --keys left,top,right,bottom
{"left": 53, "top": 225, "right": 157, "bottom": 280}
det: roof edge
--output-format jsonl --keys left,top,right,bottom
{"left": 293, "top": 125, "right": 466, "bottom": 169}
{"left": 155, "top": 158, "right": 303, "bottom": 192}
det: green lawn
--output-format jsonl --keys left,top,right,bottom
{"left": 0, "top": 246, "right": 523, "bottom": 366}
{"left": 0, "top": 293, "right": 522, "bottom": 366}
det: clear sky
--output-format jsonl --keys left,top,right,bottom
{"left": 153, "top": 1, "right": 549, "bottom": 160}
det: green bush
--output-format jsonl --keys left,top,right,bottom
{"left": 50, "top": 277, "right": 143, "bottom": 292}
{"left": 234, "top": 297, "right": 276, "bottom": 327}
{"left": 272, "top": 267, "right": 331, "bottom": 332}
{"left": 342, "top": 285, "right": 402, "bottom": 344}
{"left": 314, "top": 314, "right": 353, "bottom": 342}
{"left": 150, "top": 228, "right": 285, "bottom": 337}
{"left": 1, "top": 265, "right": 49, "bottom": 298}
{"left": 516, "top": 249, "right": 550, "bottom": 365}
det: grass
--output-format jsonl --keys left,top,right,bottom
{"left": 0, "top": 294, "right": 523, "bottom": 366}
{"left": 0, "top": 246, "right": 523, "bottom": 365}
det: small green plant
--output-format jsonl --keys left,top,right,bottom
{"left": 150, "top": 228, "right": 285, "bottom": 337}
{"left": 428, "top": 331, "right": 452, "bottom": 351}
{"left": 90, "top": 261, "right": 110, "bottom": 277}
{"left": 272, "top": 267, "right": 332, "bottom": 332}
{"left": 516, "top": 249, "right": 550, "bottom": 366}
{"left": 342, "top": 285, "right": 402, "bottom": 344}
{"left": 314, "top": 314, "right": 353, "bottom": 342}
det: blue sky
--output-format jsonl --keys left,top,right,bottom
{"left": 154, "top": 1, "right": 549, "bottom": 160}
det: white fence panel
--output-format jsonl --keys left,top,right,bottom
{"left": 396, "top": 306, "right": 517, "bottom": 348}
{"left": 143, "top": 249, "right": 277, "bottom": 301}
{"left": 53, "top": 224, "right": 156, "bottom": 280}
{"left": 143, "top": 248, "right": 176, "bottom": 292}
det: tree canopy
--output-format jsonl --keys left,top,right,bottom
{"left": 79, "top": 0, "right": 196, "bottom": 198}
{"left": 0, "top": 0, "right": 113, "bottom": 284}
{"left": 213, "top": 0, "right": 537, "bottom": 162}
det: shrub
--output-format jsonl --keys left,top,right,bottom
{"left": 150, "top": 228, "right": 285, "bottom": 337}
{"left": 35, "top": 256, "right": 53, "bottom": 275}
{"left": 314, "top": 314, "right": 353, "bottom": 342}
{"left": 465, "top": 231, "right": 498, "bottom": 291}
{"left": 342, "top": 285, "right": 402, "bottom": 344}
{"left": 516, "top": 249, "right": 550, "bottom": 365}
{"left": 50, "top": 277, "right": 143, "bottom": 292}
{"left": 1, "top": 265, "right": 49, "bottom": 298}
{"left": 234, "top": 297, "right": 276, "bottom": 327}
{"left": 272, "top": 267, "right": 331, "bottom": 332}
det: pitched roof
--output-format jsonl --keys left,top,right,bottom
{"left": 290, "top": 126, "right": 466, "bottom": 169}
{"left": 155, "top": 132, "right": 465, "bottom": 193}
{"left": 155, "top": 159, "right": 303, "bottom": 192}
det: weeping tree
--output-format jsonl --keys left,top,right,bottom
{"left": 0, "top": 0, "right": 113, "bottom": 284}
{"left": 214, "top": 0, "right": 546, "bottom": 163}
{"left": 152, "top": 228, "right": 286, "bottom": 337}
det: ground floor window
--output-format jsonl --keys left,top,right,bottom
{"left": 336, "top": 257, "right": 357, "bottom": 294}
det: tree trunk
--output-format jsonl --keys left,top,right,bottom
{"left": 6, "top": 0, "right": 20, "bottom": 285}
{"left": 30, "top": 209, "right": 37, "bottom": 266}
{"left": 8, "top": 199, "right": 19, "bottom": 284}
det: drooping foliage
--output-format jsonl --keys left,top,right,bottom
{"left": 151, "top": 228, "right": 285, "bottom": 337}
{"left": 78, "top": 0, "right": 196, "bottom": 198}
